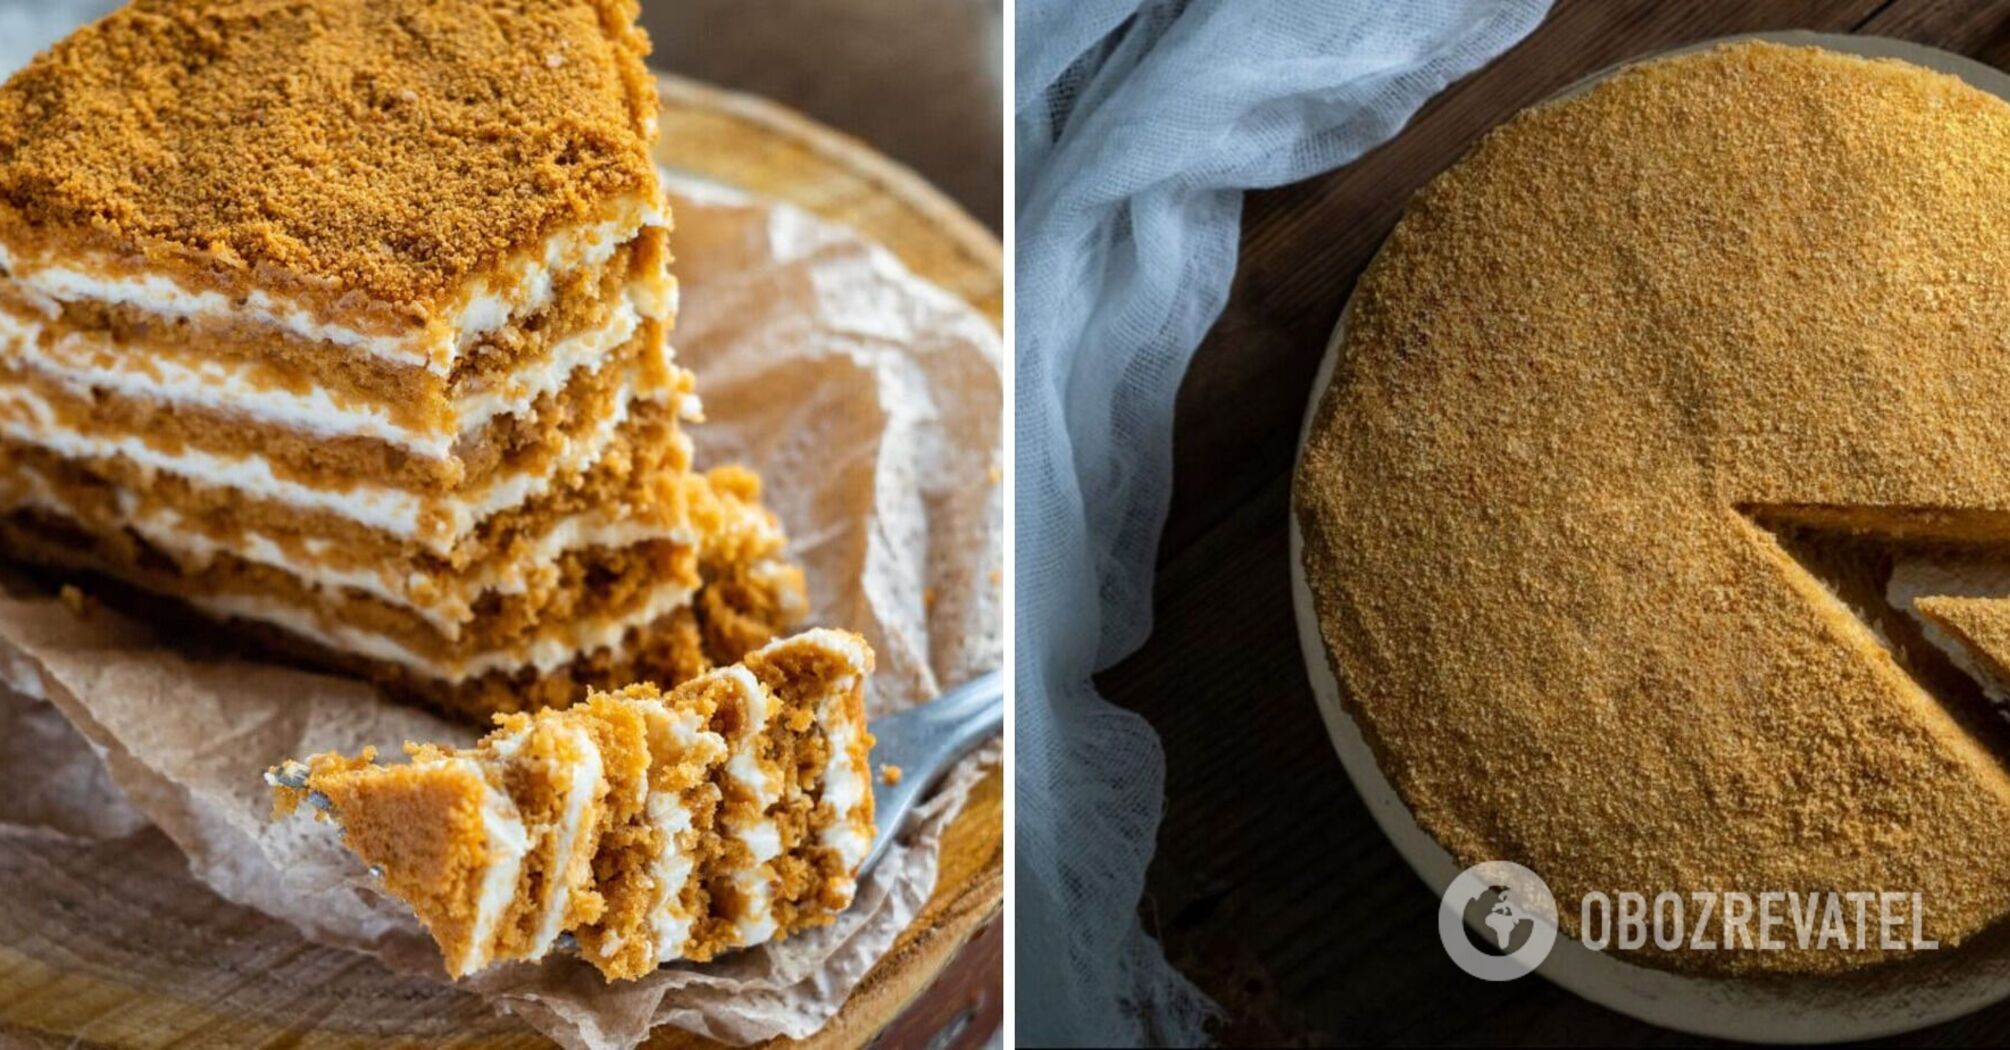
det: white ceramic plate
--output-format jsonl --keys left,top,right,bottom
{"left": 1288, "top": 31, "right": 2010, "bottom": 1043}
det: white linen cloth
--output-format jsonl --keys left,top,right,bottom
{"left": 1015, "top": 1, "right": 1550, "bottom": 1044}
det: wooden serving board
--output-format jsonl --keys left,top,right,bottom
{"left": 0, "top": 73, "right": 1003, "bottom": 1050}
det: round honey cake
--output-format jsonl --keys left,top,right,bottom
{"left": 1295, "top": 41, "right": 2010, "bottom": 975}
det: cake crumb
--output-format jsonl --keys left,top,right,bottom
{"left": 58, "top": 584, "right": 89, "bottom": 616}
{"left": 880, "top": 764, "right": 903, "bottom": 786}
{"left": 0, "top": 0, "right": 660, "bottom": 311}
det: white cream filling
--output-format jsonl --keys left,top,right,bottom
{"left": 645, "top": 709, "right": 728, "bottom": 962}
{"left": 645, "top": 791, "right": 699, "bottom": 960}
{"left": 0, "top": 460, "right": 69, "bottom": 522}
{"left": 0, "top": 395, "right": 429, "bottom": 535}
{"left": 454, "top": 759, "right": 531, "bottom": 978}
{"left": 0, "top": 198, "right": 663, "bottom": 375}
{"left": 732, "top": 833, "right": 782, "bottom": 948}
{"left": 0, "top": 453, "right": 687, "bottom": 634}
{"left": 0, "top": 288, "right": 657, "bottom": 458}
{"left": 716, "top": 665, "right": 785, "bottom": 947}
{"left": 454, "top": 203, "right": 663, "bottom": 357}
{"left": 527, "top": 726, "right": 605, "bottom": 959}
{"left": 0, "top": 368, "right": 674, "bottom": 548}
{"left": 818, "top": 705, "right": 872, "bottom": 873}
{"left": 769, "top": 630, "right": 874, "bottom": 875}
{"left": 122, "top": 506, "right": 679, "bottom": 635}
{"left": 185, "top": 576, "right": 697, "bottom": 682}
{"left": 444, "top": 379, "right": 657, "bottom": 539}
{"left": 454, "top": 299, "right": 646, "bottom": 437}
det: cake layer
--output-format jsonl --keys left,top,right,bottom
{"left": 0, "top": 469, "right": 790, "bottom": 665}
{"left": 266, "top": 751, "right": 529, "bottom": 977}
{"left": 0, "top": 228, "right": 677, "bottom": 456}
{"left": 0, "top": 404, "right": 731, "bottom": 615}
{"left": 0, "top": 317, "right": 679, "bottom": 493}
{"left": 0, "top": 41, "right": 667, "bottom": 343}
{"left": 268, "top": 629, "right": 876, "bottom": 981}
{"left": 128, "top": 507, "right": 678, "bottom": 630}
{"left": 0, "top": 507, "right": 700, "bottom": 675}
{"left": 1913, "top": 595, "right": 2010, "bottom": 705}
{"left": 2, "top": 431, "right": 805, "bottom": 694}
{"left": 0, "top": 407, "right": 706, "bottom": 603}
{"left": 0, "top": 191, "right": 667, "bottom": 372}
{"left": 0, "top": 335, "right": 695, "bottom": 548}
{"left": 1891, "top": 558, "right": 2010, "bottom": 708}
{"left": 238, "top": 580, "right": 798, "bottom": 720}
{"left": 234, "top": 535, "right": 806, "bottom": 701}
{"left": 1, "top": 0, "right": 665, "bottom": 330}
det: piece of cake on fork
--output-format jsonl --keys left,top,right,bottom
{"left": 270, "top": 629, "right": 877, "bottom": 980}
{"left": 0, "top": 0, "right": 805, "bottom": 716}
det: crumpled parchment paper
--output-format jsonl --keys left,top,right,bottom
{"left": 0, "top": 179, "right": 1002, "bottom": 1050}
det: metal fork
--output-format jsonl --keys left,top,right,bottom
{"left": 265, "top": 669, "right": 1005, "bottom": 881}
{"left": 858, "top": 668, "right": 1003, "bottom": 877}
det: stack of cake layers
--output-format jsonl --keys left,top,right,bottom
{"left": 273, "top": 628, "right": 878, "bottom": 980}
{"left": 0, "top": 0, "right": 805, "bottom": 716}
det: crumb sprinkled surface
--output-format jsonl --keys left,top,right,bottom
{"left": 1295, "top": 41, "right": 2010, "bottom": 975}
{"left": 0, "top": 0, "right": 659, "bottom": 316}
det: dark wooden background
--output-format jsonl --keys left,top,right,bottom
{"left": 1096, "top": 1, "right": 2010, "bottom": 1045}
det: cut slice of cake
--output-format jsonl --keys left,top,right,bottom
{"left": 269, "top": 629, "right": 876, "bottom": 981}
{"left": 1890, "top": 557, "right": 2010, "bottom": 711}
{"left": 0, "top": 0, "right": 805, "bottom": 714}
{"left": 1912, "top": 595, "right": 2010, "bottom": 704}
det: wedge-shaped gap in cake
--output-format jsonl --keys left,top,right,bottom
{"left": 1740, "top": 503, "right": 2010, "bottom": 773}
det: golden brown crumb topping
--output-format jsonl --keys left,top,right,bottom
{"left": 1295, "top": 42, "right": 2010, "bottom": 976}
{"left": 0, "top": 0, "right": 659, "bottom": 319}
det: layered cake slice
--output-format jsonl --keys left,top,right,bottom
{"left": 269, "top": 629, "right": 877, "bottom": 981}
{"left": 1891, "top": 558, "right": 2010, "bottom": 710}
{"left": 0, "top": 0, "right": 804, "bottom": 715}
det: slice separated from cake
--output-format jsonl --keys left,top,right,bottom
{"left": 1890, "top": 558, "right": 2010, "bottom": 710}
{"left": 269, "top": 629, "right": 877, "bottom": 981}
{"left": 0, "top": 0, "right": 805, "bottom": 716}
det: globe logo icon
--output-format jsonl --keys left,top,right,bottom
{"left": 1460, "top": 884, "right": 1536, "bottom": 957}
{"left": 1438, "top": 861, "right": 1559, "bottom": 981}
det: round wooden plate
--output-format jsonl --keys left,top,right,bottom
{"left": 1287, "top": 33, "right": 2010, "bottom": 1045}
{"left": 0, "top": 73, "right": 1003, "bottom": 1050}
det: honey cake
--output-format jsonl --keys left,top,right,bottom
{"left": 1294, "top": 42, "right": 2010, "bottom": 974}
{"left": 1889, "top": 557, "right": 2010, "bottom": 710}
{"left": 0, "top": 0, "right": 806, "bottom": 713}
{"left": 269, "top": 629, "right": 876, "bottom": 980}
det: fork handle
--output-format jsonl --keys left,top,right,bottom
{"left": 859, "top": 670, "right": 1004, "bottom": 876}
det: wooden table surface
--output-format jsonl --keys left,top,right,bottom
{"left": 1096, "top": 2, "right": 2010, "bottom": 1045}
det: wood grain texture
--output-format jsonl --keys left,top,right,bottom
{"left": 0, "top": 72, "right": 1003, "bottom": 1050}
{"left": 656, "top": 75, "right": 1004, "bottom": 328}
{"left": 1099, "top": 0, "right": 2010, "bottom": 1043}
